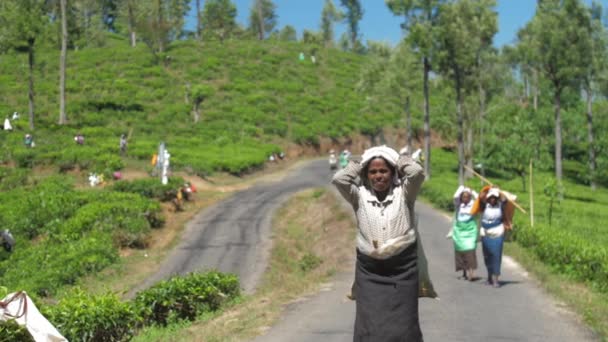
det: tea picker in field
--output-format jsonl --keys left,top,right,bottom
{"left": 119, "top": 133, "right": 128, "bottom": 156}
{"left": 471, "top": 186, "right": 516, "bottom": 288}
{"left": 0, "top": 229, "right": 15, "bottom": 252}
{"left": 3, "top": 117, "right": 12, "bottom": 131}
{"left": 450, "top": 185, "right": 479, "bottom": 281}
{"left": 74, "top": 133, "right": 84, "bottom": 145}
{"left": 24, "top": 134, "right": 34, "bottom": 148}
{"left": 332, "top": 145, "right": 436, "bottom": 342}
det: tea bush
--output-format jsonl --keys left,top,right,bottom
{"left": 134, "top": 271, "right": 240, "bottom": 326}
{"left": 45, "top": 289, "right": 139, "bottom": 342}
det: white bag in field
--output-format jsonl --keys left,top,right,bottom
{"left": 0, "top": 291, "right": 67, "bottom": 342}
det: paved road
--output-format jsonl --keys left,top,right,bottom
{"left": 251, "top": 169, "right": 598, "bottom": 342}
{"left": 133, "top": 159, "right": 597, "bottom": 341}
{"left": 131, "top": 159, "right": 332, "bottom": 296}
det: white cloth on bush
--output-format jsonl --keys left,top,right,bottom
{"left": 0, "top": 291, "right": 67, "bottom": 342}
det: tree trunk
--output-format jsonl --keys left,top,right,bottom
{"left": 58, "top": 0, "right": 68, "bottom": 125}
{"left": 456, "top": 75, "right": 464, "bottom": 185}
{"left": 423, "top": 56, "right": 431, "bottom": 180}
{"left": 465, "top": 119, "right": 473, "bottom": 179}
{"left": 478, "top": 79, "right": 486, "bottom": 178}
{"left": 533, "top": 68, "right": 538, "bottom": 112}
{"left": 406, "top": 96, "right": 412, "bottom": 150}
{"left": 554, "top": 90, "right": 562, "bottom": 182}
{"left": 27, "top": 40, "right": 35, "bottom": 131}
{"left": 157, "top": 0, "right": 164, "bottom": 53}
{"left": 193, "top": 102, "right": 200, "bottom": 123}
{"left": 196, "top": 0, "right": 201, "bottom": 40}
{"left": 128, "top": 2, "right": 137, "bottom": 47}
{"left": 586, "top": 87, "right": 597, "bottom": 190}
{"left": 257, "top": 2, "right": 265, "bottom": 40}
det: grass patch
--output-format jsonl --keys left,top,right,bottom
{"left": 130, "top": 187, "right": 356, "bottom": 341}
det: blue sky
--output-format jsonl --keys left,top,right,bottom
{"left": 186, "top": 0, "right": 607, "bottom": 47}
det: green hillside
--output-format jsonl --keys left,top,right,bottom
{"left": 0, "top": 37, "right": 396, "bottom": 176}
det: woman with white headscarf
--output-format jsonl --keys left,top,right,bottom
{"left": 332, "top": 145, "right": 436, "bottom": 342}
{"left": 452, "top": 185, "right": 479, "bottom": 281}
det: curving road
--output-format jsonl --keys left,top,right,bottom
{"left": 132, "top": 159, "right": 597, "bottom": 341}
{"left": 131, "top": 159, "right": 332, "bottom": 296}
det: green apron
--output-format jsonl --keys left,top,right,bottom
{"left": 453, "top": 218, "right": 478, "bottom": 252}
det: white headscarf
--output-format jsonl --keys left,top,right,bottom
{"left": 361, "top": 145, "right": 400, "bottom": 167}
{"left": 360, "top": 145, "right": 401, "bottom": 186}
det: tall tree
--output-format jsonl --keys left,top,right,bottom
{"left": 339, "top": 0, "right": 363, "bottom": 51}
{"left": 196, "top": 0, "right": 202, "bottom": 40}
{"left": 522, "top": 0, "right": 592, "bottom": 182}
{"left": 436, "top": 0, "right": 497, "bottom": 185}
{"left": 382, "top": 41, "right": 420, "bottom": 150}
{"left": 248, "top": 0, "right": 277, "bottom": 40}
{"left": 59, "top": 0, "right": 68, "bottom": 125}
{"left": 580, "top": 1, "right": 606, "bottom": 190}
{"left": 386, "top": 0, "right": 444, "bottom": 179}
{"left": 0, "top": 0, "right": 50, "bottom": 130}
{"left": 277, "top": 25, "right": 297, "bottom": 41}
{"left": 320, "top": 0, "right": 342, "bottom": 47}
{"left": 201, "top": 0, "right": 237, "bottom": 42}
{"left": 139, "top": 0, "right": 189, "bottom": 54}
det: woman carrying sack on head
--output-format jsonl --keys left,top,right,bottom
{"left": 332, "top": 145, "right": 436, "bottom": 342}
{"left": 451, "top": 185, "right": 479, "bottom": 281}
{"left": 471, "top": 186, "right": 515, "bottom": 288}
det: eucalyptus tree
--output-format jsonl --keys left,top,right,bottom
{"left": 201, "top": 0, "right": 237, "bottom": 42}
{"left": 385, "top": 0, "right": 444, "bottom": 179}
{"left": 59, "top": 0, "right": 68, "bottom": 125}
{"left": 522, "top": 0, "right": 592, "bottom": 183}
{"left": 321, "top": 0, "right": 342, "bottom": 47}
{"left": 580, "top": 1, "right": 607, "bottom": 190}
{"left": 248, "top": 0, "right": 277, "bottom": 40}
{"left": 382, "top": 41, "right": 420, "bottom": 150}
{"left": 339, "top": 0, "right": 363, "bottom": 52}
{"left": 0, "top": 0, "right": 50, "bottom": 130}
{"left": 436, "top": 0, "right": 497, "bottom": 185}
{"left": 277, "top": 25, "right": 297, "bottom": 41}
{"left": 139, "top": 0, "right": 190, "bottom": 53}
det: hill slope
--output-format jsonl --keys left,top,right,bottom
{"left": 0, "top": 38, "right": 398, "bottom": 175}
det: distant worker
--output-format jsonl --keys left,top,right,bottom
{"left": 12, "top": 112, "right": 19, "bottom": 120}
{"left": 471, "top": 186, "right": 516, "bottom": 288}
{"left": 339, "top": 149, "right": 350, "bottom": 169}
{"left": 74, "top": 133, "right": 84, "bottom": 145}
{"left": 451, "top": 185, "right": 480, "bottom": 281}
{"left": 24, "top": 134, "right": 34, "bottom": 148}
{"left": 299, "top": 52, "right": 305, "bottom": 61}
{"left": 3, "top": 117, "right": 12, "bottom": 131}
{"left": 329, "top": 149, "right": 337, "bottom": 171}
{"left": 119, "top": 134, "right": 128, "bottom": 156}
{"left": 0, "top": 229, "right": 15, "bottom": 252}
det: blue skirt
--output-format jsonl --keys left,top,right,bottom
{"left": 481, "top": 235, "right": 504, "bottom": 277}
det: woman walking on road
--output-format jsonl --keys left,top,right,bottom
{"left": 332, "top": 145, "right": 436, "bottom": 342}
{"left": 472, "top": 186, "right": 514, "bottom": 288}
{"left": 451, "top": 185, "right": 479, "bottom": 281}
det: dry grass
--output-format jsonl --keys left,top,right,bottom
{"left": 132, "top": 188, "right": 355, "bottom": 342}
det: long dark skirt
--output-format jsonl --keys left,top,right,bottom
{"left": 354, "top": 243, "right": 423, "bottom": 342}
